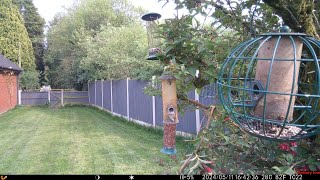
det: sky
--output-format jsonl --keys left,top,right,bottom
{"left": 33, "top": 0, "right": 180, "bottom": 25}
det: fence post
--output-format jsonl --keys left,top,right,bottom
{"left": 152, "top": 76, "right": 156, "bottom": 127}
{"left": 48, "top": 89, "right": 51, "bottom": 104}
{"left": 195, "top": 89, "right": 201, "bottom": 134}
{"left": 94, "top": 80, "right": 97, "bottom": 106}
{"left": 101, "top": 79, "right": 104, "bottom": 108}
{"left": 110, "top": 80, "right": 113, "bottom": 113}
{"left": 126, "top": 78, "right": 130, "bottom": 120}
{"left": 61, "top": 89, "right": 64, "bottom": 106}
{"left": 18, "top": 90, "right": 22, "bottom": 105}
{"left": 88, "top": 82, "right": 90, "bottom": 105}
{"left": 195, "top": 70, "right": 201, "bottom": 134}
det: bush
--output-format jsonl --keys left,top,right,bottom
{"left": 19, "top": 70, "right": 40, "bottom": 90}
{"left": 180, "top": 106, "right": 320, "bottom": 175}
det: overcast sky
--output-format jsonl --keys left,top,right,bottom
{"left": 33, "top": 0, "right": 179, "bottom": 25}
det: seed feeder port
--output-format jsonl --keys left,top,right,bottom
{"left": 141, "top": 12, "right": 162, "bottom": 61}
{"left": 218, "top": 26, "right": 320, "bottom": 141}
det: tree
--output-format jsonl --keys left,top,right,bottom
{"left": 155, "top": 0, "right": 320, "bottom": 175}
{"left": 156, "top": 0, "right": 320, "bottom": 116}
{"left": 80, "top": 25, "right": 158, "bottom": 80}
{"left": 0, "top": 0, "right": 35, "bottom": 70}
{"left": 13, "top": 0, "right": 46, "bottom": 85}
{"left": 45, "top": 0, "right": 160, "bottom": 90}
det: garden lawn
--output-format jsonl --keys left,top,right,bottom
{"left": 0, "top": 106, "right": 189, "bottom": 174}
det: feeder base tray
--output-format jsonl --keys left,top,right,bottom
{"left": 240, "top": 122, "right": 307, "bottom": 140}
{"left": 161, "top": 147, "right": 177, "bottom": 155}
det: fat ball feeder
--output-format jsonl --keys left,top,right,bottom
{"left": 218, "top": 26, "right": 320, "bottom": 141}
{"left": 141, "top": 12, "right": 162, "bottom": 60}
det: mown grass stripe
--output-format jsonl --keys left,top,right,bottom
{"left": 0, "top": 106, "right": 190, "bottom": 174}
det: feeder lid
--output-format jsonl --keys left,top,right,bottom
{"left": 159, "top": 75, "right": 176, "bottom": 80}
{"left": 259, "top": 25, "right": 306, "bottom": 36}
{"left": 259, "top": 32, "right": 307, "bottom": 36}
{"left": 142, "top": 12, "right": 161, "bottom": 21}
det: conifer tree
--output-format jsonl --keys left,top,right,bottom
{"left": 14, "top": 0, "right": 46, "bottom": 84}
{"left": 0, "top": 0, "right": 36, "bottom": 70}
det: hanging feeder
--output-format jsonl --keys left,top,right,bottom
{"left": 160, "top": 75, "right": 179, "bottom": 155}
{"left": 218, "top": 26, "right": 320, "bottom": 141}
{"left": 141, "top": 12, "right": 162, "bottom": 60}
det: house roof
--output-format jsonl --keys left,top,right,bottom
{"left": 0, "top": 54, "right": 22, "bottom": 72}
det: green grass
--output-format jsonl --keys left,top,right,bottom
{"left": 0, "top": 106, "right": 191, "bottom": 174}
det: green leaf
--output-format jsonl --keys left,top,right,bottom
{"left": 173, "top": 37, "right": 187, "bottom": 45}
{"left": 199, "top": 159, "right": 213, "bottom": 164}
{"left": 272, "top": 166, "right": 281, "bottom": 172}
{"left": 187, "top": 67, "right": 197, "bottom": 77}
{"left": 272, "top": 166, "right": 295, "bottom": 175}
{"left": 165, "top": 46, "right": 174, "bottom": 54}
{"left": 175, "top": 4, "right": 184, "bottom": 10}
{"left": 286, "top": 154, "right": 294, "bottom": 164}
{"left": 238, "top": 139, "right": 250, "bottom": 148}
{"left": 309, "top": 164, "right": 317, "bottom": 171}
{"left": 195, "top": 88, "right": 202, "bottom": 95}
{"left": 188, "top": 160, "right": 200, "bottom": 175}
{"left": 307, "top": 158, "right": 316, "bottom": 164}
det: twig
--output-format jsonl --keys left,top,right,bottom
{"left": 291, "top": 159, "right": 307, "bottom": 169}
{"left": 284, "top": 6, "right": 301, "bottom": 28}
{"left": 312, "top": 11, "right": 320, "bottom": 32}
{"left": 179, "top": 155, "right": 193, "bottom": 174}
{"left": 201, "top": 7, "right": 214, "bottom": 29}
{"left": 179, "top": 106, "right": 215, "bottom": 174}
{"left": 194, "top": 106, "right": 215, "bottom": 153}
{"left": 226, "top": 0, "right": 237, "bottom": 18}
{"left": 249, "top": 0, "right": 259, "bottom": 37}
{"left": 180, "top": 96, "right": 210, "bottom": 110}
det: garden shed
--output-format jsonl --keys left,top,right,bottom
{"left": 0, "top": 54, "right": 22, "bottom": 114}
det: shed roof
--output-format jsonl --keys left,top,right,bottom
{"left": 0, "top": 54, "right": 22, "bottom": 72}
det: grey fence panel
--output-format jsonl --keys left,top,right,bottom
{"left": 63, "top": 91, "right": 88, "bottom": 104}
{"left": 89, "top": 82, "right": 95, "bottom": 105}
{"left": 177, "top": 91, "right": 197, "bottom": 134}
{"left": 96, "top": 81, "right": 103, "bottom": 107}
{"left": 112, "top": 80, "right": 127, "bottom": 116}
{"left": 103, "top": 81, "right": 111, "bottom": 111}
{"left": 155, "top": 96, "right": 164, "bottom": 127}
{"left": 199, "top": 83, "right": 218, "bottom": 129}
{"left": 129, "top": 80, "right": 153, "bottom": 124}
{"left": 21, "top": 92, "right": 48, "bottom": 105}
{"left": 21, "top": 91, "right": 88, "bottom": 106}
{"left": 199, "top": 83, "right": 218, "bottom": 106}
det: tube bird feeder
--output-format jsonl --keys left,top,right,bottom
{"left": 141, "top": 12, "right": 162, "bottom": 60}
{"left": 218, "top": 26, "right": 320, "bottom": 141}
{"left": 160, "top": 75, "right": 178, "bottom": 155}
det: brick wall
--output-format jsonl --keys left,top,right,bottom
{"left": 0, "top": 71, "right": 18, "bottom": 114}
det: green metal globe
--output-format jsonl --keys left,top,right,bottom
{"left": 217, "top": 31, "right": 320, "bottom": 141}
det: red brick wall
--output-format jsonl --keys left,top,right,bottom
{"left": 0, "top": 71, "right": 18, "bottom": 114}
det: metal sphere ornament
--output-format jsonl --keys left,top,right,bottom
{"left": 217, "top": 26, "right": 320, "bottom": 141}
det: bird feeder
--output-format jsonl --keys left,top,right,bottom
{"left": 141, "top": 12, "right": 162, "bottom": 60}
{"left": 218, "top": 26, "right": 320, "bottom": 141}
{"left": 160, "top": 75, "right": 178, "bottom": 155}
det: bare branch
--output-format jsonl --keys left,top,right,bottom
{"left": 312, "top": 10, "right": 320, "bottom": 31}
